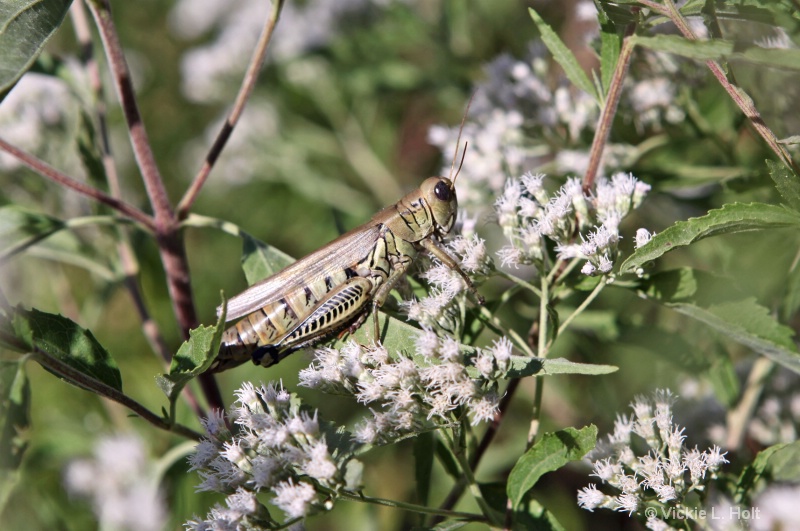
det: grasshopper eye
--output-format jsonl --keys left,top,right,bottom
{"left": 434, "top": 181, "right": 451, "bottom": 202}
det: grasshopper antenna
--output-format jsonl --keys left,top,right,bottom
{"left": 448, "top": 93, "right": 474, "bottom": 182}
{"left": 453, "top": 141, "right": 468, "bottom": 184}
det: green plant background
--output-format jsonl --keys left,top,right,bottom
{"left": 1, "top": 0, "right": 799, "bottom": 529}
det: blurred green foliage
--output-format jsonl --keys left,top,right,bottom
{"left": 1, "top": 0, "right": 799, "bottom": 529}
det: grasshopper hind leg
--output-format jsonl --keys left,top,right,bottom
{"left": 252, "top": 277, "right": 375, "bottom": 367}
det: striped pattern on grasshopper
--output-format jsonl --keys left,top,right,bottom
{"left": 209, "top": 174, "right": 481, "bottom": 373}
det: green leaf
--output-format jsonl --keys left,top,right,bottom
{"left": 507, "top": 425, "right": 597, "bottom": 508}
{"left": 735, "top": 442, "right": 800, "bottom": 503}
{"left": 435, "top": 441, "right": 460, "bottom": 480}
{"left": 670, "top": 300, "right": 800, "bottom": 374}
{"left": 617, "top": 326, "right": 710, "bottom": 373}
{"left": 477, "top": 482, "right": 513, "bottom": 527}
{"left": 595, "top": 1, "right": 621, "bottom": 95}
{"left": 156, "top": 301, "right": 227, "bottom": 401}
{"left": 712, "top": 1, "right": 800, "bottom": 31}
{"left": 0, "top": 205, "right": 65, "bottom": 261}
{"left": 0, "top": 361, "right": 29, "bottom": 508}
{"left": 766, "top": 160, "right": 800, "bottom": 212}
{"left": 540, "top": 358, "right": 618, "bottom": 376}
{"left": 76, "top": 110, "right": 109, "bottom": 193}
{"left": 633, "top": 269, "right": 800, "bottom": 374}
{"left": 432, "top": 521, "right": 468, "bottom": 531}
{"left": 620, "top": 203, "right": 800, "bottom": 274}
{"left": 492, "top": 356, "right": 617, "bottom": 378}
{"left": 528, "top": 8, "right": 597, "bottom": 100}
{"left": 761, "top": 441, "right": 800, "bottom": 483}
{"left": 479, "top": 482, "right": 568, "bottom": 531}
{"left": 782, "top": 261, "right": 800, "bottom": 322}
{"left": 240, "top": 231, "right": 294, "bottom": 285}
{"left": 517, "top": 499, "right": 567, "bottom": 531}
{"left": 706, "top": 346, "right": 740, "bottom": 408}
{"left": 0, "top": 0, "right": 73, "bottom": 101}
{"left": 631, "top": 34, "right": 800, "bottom": 71}
{"left": 11, "top": 308, "right": 122, "bottom": 392}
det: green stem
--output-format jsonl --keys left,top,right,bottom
{"left": 476, "top": 306, "right": 535, "bottom": 357}
{"left": 29, "top": 347, "right": 202, "bottom": 440}
{"left": 65, "top": 215, "right": 136, "bottom": 229}
{"left": 495, "top": 269, "right": 542, "bottom": 297}
{"left": 552, "top": 257, "right": 582, "bottom": 284}
{"left": 528, "top": 274, "right": 551, "bottom": 445}
{"left": 537, "top": 274, "right": 549, "bottom": 358}
{"left": 545, "top": 257, "right": 566, "bottom": 285}
{"left": 336, "top": 490, "right": 485, "bottom": 522}
{"left": 447, "top": 420, "right": 503, "bottom": 527}
{"left": 549, "top": 277, "right": 607, "bottom": 349}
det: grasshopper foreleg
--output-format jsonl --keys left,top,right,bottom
{"left": 419, "top": 237, "right": 484, "bottom": 304}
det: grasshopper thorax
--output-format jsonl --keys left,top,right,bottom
{"left": 419, "top": 176, "right": 458, "bottom": 236}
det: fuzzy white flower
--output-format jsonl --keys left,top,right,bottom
{"left": 273, "top": 479, "right": 317, "bottom": 518}
{"left": 579, "top": 390, "right": 728, "bottom": 521}
{"left": 64, "top": 434, "right": 167, "bottom": 531}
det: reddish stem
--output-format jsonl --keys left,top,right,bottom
{"left": 582, "top": 17, "right": 639, "bottom": 191}
{"left": 177, "top": 0, "right": 285, "bottom": 217}
{"left": 0, "top": 137, "right": 155, "bottom": 231}
{"left": 86, "top": 0, "right": 223, "bottom": 411}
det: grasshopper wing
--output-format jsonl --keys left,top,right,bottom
{"left": 218, "top": 223, "right": 384, "bottom": 321}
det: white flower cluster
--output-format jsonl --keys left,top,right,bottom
{"left": 299, "top": 335, "right": 515, "bottom": 445}
{"left": 64, "top": 434, "right": 167, "bottom": 531}
{"left": 170, "top": 0, "right": 407, "bottom": 102}
{"left": 577, "top": 390, "right": 729, "bottom": 528}
{"left": 428, "top": 45, "right": 600, "bottom": 209}
{"left": 0, "top": 71, "right": 84, "bottom": 174}
{"left": 187, "top": 382, "right": 355, "bottom": 527}
{"left": 628, "top": 77, "right": 685, "bottom": 128}
{"left": 494, "top": 171, "right": 650, "bottom": 275}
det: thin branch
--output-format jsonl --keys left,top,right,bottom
{"left": 0, "top": 136, "right": 155, "bottom": 231}
{"left": 86, "top": 0, "right": 174, "bottom": 227}
{"left": 86, "top": 0, "right": 223, "bottom": 411}
{"left": 336, "top": 490, "right": 484, "bottom": 522}
{"left": 432, "top": 378, "right": 521, "bottom": 524}
{"left": 71, "top": 0, "right": 205, "bottom": 419}
{"left": 448, "top": 423, "right": 502, "bottom": 526}
{"left": 476, "top": 305, "right": 535, "bottom": 357}
{"left": 177, "top": 0, "right": 286, "bottom": 217}
{"left": 582, "top": 17, "right": 639, "bottom": 191}
{"left": 552, "top": 277, "right": 606, "bottom": 345}
{"left": 726, "top": 357, "right": 774, "bottom": 450}
{"left": 26, "top": 347, "right": 202, "bottom": 441}
{"left": 638, "top": 0, "right": 798, "bottom": 173}
{"left": 660, "top": 0, "right": 798, "bottom": 174}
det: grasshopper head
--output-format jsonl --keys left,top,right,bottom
{"left": 421, "top": 176, "right": 458, "bottom": 235}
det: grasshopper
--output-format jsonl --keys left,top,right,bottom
{"left": 210, "top": 115, "right": 480, "bottom": 373}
